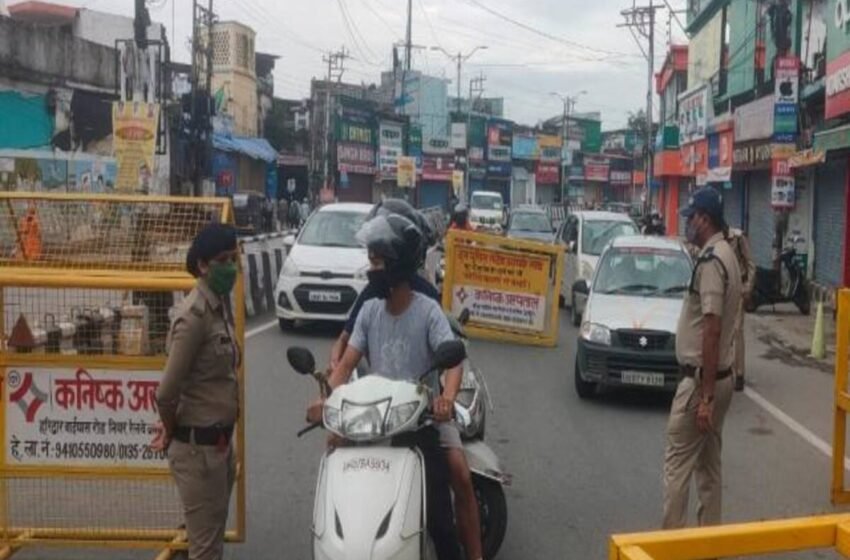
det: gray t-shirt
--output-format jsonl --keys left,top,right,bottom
{"left": 349, "top": 292, "right": 454, "bottom": 392}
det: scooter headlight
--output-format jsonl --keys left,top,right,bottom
{"left": 340, "top": 399, "right": 391, "bottom": 441}
{"left": 385, "top": 401, "right": 420, "bottom": 434}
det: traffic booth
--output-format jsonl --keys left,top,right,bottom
{"left": 0, "top": 193, "right": 245, "bottom": 558}
{"left": 441, "top": 229, "right": 563, "bottom": 347}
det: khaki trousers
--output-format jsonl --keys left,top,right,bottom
{"left": 733, "top": 308, "right": 745, "bottom": 380}
{"left": 168, "top": 439, "right": 236, "bottom": 560}
{"left": 662, "top": 375, "right": 734, "bottom": 529}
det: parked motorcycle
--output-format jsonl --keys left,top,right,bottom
{"left": 289, "top": 338, "right": 509, "bottom": 560}
{"left": 746, "top": 237, "right": 810, "bottom": 315}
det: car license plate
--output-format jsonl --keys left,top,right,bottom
{"left": 309, "top": 291, "right": 341, "bottom": 303}
{"left": 621, "top": 371, "right": 665, "bottom": 387}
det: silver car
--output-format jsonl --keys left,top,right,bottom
{"left": 573, "top": 235, "right": 693, "bottom": 398}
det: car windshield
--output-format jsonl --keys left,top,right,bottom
{"left": 471, "top": 194, "right": 503, "bottom": 210}
{"left": 582, "top": 220, "right": 639, "bottom": 256}
{"left": 298, "top": 211, "right": 366, "bottom": 248}
{"left": 510, "top": 213, "right": 551, "bottom": 232}
{"left": 593, "top": 247, "right": 692, "bottom": 297}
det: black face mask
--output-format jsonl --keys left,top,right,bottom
{"left": 367, "top": 269, "right": 391, "bottom": 299}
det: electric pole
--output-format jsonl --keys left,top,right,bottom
{"left": 551, "top": 91, "right": 586, "bottom": 204}
{"left": 619, "top": 0, "right": 663, "bottom": 212}
{"left": 322, "top": 47, "right": 349, "bottom": 195}
{"left": 405, "top": 0, "right": 413, "bottom": 70}
{"left": 431, "top": 46, "right": 488, "bottom": 114}
{"left": 464, "top": 73, "right": 487, "bottom": 199}
{"left": 190, "top": 0, "right": 215, "bottom": 196}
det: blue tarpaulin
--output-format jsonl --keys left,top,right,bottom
{"left": 212, "top": 133, "right": 277, "bottom": 162}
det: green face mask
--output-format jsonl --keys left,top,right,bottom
{"left": 207, "top": 261, "right": 238, "bottom": 295}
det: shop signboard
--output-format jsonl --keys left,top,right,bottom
{"left": 584, "top": 156, "right": 610, "bottom": 182}
{"left": 468, "top": 116, "right": 487, "bottom": 161}
{"left": 707, "top": 130, "right": 733, "bottom": 182}
{"left": 487, "top": 120, "right": 512, "bottom": 162}
{"left": 512, "top": 134, "right": 539, "bottom": 160}
{"left": 424, "top": 136, "right": 453, "bottom": 156}
{"left": 537, "top": 134, "right": 562, "bottom": 162}
{"left": 678, "top": 85, "right": 709, "bottom": 144}
{"left": 379, "top": 121, "right": 403, "bottom": 180}
{"left": 422, "top": 155, "right": 454, "bottom": 181}
{"left": 337, "top": 142, "right": 376, "bottom": 175}
{"left": 771, "top": 157, "right": 795, "bottom": 209}
{"left": 536, "top": 162, "right": 559, "bottom": 185}
{"left": 397, "top": 156, "right": 416, "bottom": 188}
{"left": 826, "top": 2, "right": 850, "bottom": 119}
{"left": 774, "top": 56, "right": 799, "bottom": 141}
{"left": 451, "top": 123, "right": 467, "bottom": 150}
{"left": 732, "top": 139, "right": 773, "bottom": 171}
{"left": 486, "top": 161, "right": 512, "bottom": 177}
{"left": 734, "top": 96, "right": 775, "bottom": 142}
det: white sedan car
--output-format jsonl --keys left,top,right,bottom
{"left": 275, "top": 203, "right": 372, "bottom": 329}
{"left": 574, "top": 235, "right": 693, "bottom": 398}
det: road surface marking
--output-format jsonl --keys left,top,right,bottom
{"left": 744, "top": 386, "right": 850, "bottom": 470}
{"left": 246, "top": 319, "right": 279, "bottom": 339}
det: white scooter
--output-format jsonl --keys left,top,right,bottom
{"left": 289, "top": 340, "right": 509, "bottom": 560}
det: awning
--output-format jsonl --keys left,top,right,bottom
{"left": 814, "top": 124, "right": 850, "bottom": 154}
{"left": 213, "top": 133, "right": 277, "bottom": 163}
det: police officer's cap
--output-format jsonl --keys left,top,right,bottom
{"left": 679, "top": 187, "right": 724, "bottom": 225}
{"left": 187, "top": 222, "right": 237, "bottom": 277}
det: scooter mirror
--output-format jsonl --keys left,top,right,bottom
{"left": 432, "top": 340, "right": 466, "bottom": 371}
{"left": 454, "top": 403, "right": 472, "bottom": 431}
{"left": 287, "top": 347, "right": 316, "bottom": 375}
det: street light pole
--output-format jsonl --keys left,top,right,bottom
{"left": 551, "top": 91, "right": 586, "bottom": 205}
{"left": 431, "top": 45, "right": 488, "bottom": 114}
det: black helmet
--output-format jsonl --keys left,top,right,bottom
{"left": 367, "top": 198, "right": 434, "bottom": 261}
{"left": 357, "top": 213, "right": 423, "bottom": 284}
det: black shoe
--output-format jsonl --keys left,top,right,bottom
{"left": 734, "top": 376, "right": 745, "bottom": 392}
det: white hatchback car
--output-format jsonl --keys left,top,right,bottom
{"left": 275, "top": 203, "right": 372, "bottom": 329}
{"left": 574, "top": 235, "right": 693, "bottom": 398}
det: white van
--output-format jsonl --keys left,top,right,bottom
{"left": 469, "top": 190, "right": 505, "bottom": 232}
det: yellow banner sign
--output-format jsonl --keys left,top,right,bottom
{"left": 112, "top": 102, "right": 159, "bottom": 193}
{"left": 397, "top": 156, "right": 416, "bottom": 188}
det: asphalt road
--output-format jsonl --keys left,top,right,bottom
{"left": 15, "top": 307, "right": 848, "bottom": 559}
{"left": 229, "top": 309, "right": 848, "bottom": 560}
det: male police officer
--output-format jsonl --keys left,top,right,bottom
{"left": 663, "top": 187, "right": 742, "bottom": 529}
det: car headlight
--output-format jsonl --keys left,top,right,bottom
{"left": 354, "top": 265, "right": 370, "bottom": 282}
{"left": 580, "top": 322, "right": 611, "bottom": 346}
{"left": 385, "top": 401, "right": 420, "bottom": 434}
{"left": 581, "top": 260, "right": 594, "bottom": 280}
{"left": 340, "top": 400, "right": 391, "bottom": 441}
{"left": 281, "top": 257, "right": 300, "bottom": 278}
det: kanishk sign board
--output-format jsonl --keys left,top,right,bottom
{"left": 827, "top": 0, "right": 850, "bottom": 119}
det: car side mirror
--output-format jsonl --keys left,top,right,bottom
{"left": 283, "top": 234, "right": 296, "bottom": 249}
{"left": 574, "top": 279, "right": 589, "bottom": 296}
{"left": 287, "top": 347, "right": 316, "bottom": 375}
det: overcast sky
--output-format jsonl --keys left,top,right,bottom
{"left": 35, "top": 0, "right": 688, "bottom": 129}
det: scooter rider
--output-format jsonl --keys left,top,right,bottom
{"left": 450, "top": 203, "right": 474, "bottom": 231}
{"left": 329, "top": 199, "right": 439, "bottom": 370}
{"left": 308, "top": 211, "right": 465, "bottom": 560}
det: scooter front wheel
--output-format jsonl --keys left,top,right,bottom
{"left": 473, "top": 476, "right": 507, "bottom": 560}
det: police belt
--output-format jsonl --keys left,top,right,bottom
{"left": 680, "top": 365, "right": 732, "bottom": 380}
{"left": 174, "top": 424, "right": 234, "bottom": 446}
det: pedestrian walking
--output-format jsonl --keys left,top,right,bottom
{"left": 153, "top": 223, "right": 240, "bottom": 560}
{"left": 724, "top": 226, "right": 756, "bottom": 392}
{"left": 662, "top": 187, "right": 741, "bottom": 529}
{"left": 300, "top": 197, "right": 311, "bottom": 222}
{"left": 289, "top": 198, "right": 302, "bottom": 229}
{"left": 277, "top": 198, "right": 289, "bottom": 231}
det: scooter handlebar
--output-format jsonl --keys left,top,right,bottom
{"left": 297, "top": 421, "right": 323, "bottom": 438}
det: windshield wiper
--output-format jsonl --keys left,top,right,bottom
{"left": 318, "top": 242, "right": 354, "bottom": 248}
{"left": 660, "top": 285, "right": 689, "bottom": 294}
{"left": 607, "top": 283, "right": 658, "bottom": 294}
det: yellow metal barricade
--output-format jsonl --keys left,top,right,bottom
{"left": 441, "top": 229, "right": 564, "bottom": 347}
{"left": 0, "top": 193, "right": 246, "bottom": 558}
{"left": 609, "top": 514, "right": 850, "bottom": 559}
{"left": 834, "top": 288, "right": 850, "bottom": 504}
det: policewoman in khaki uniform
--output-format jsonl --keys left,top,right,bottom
{"left": 663, "top": 188, "right": 741, "bottom": 529}
{"left": 153, "top": 223, "right": 240, "bottom": 560}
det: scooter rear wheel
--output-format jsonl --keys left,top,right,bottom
{"left": 473, "top": 477, "right": 507, "bottom": 560}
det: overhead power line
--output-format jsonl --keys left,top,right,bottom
{"left": 463, "top": 0, "right": 643, "bottom": 59}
